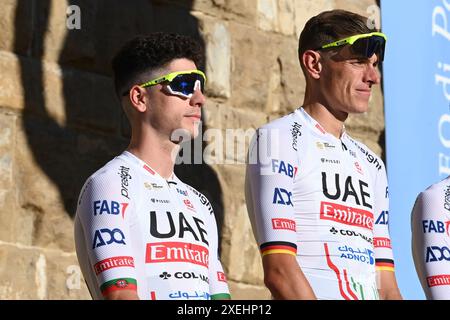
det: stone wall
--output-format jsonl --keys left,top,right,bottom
{"left": 0, "top": 0, "right": 382, "bottom": 299}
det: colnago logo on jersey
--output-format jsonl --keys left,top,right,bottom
{"left": 329, "top": 227, "right": 373, "bottom": 244}
{"left": 338, "top": 245, "right": 374, "bottom": 265}
{"left": 422, "top": 220, "right": 450, "bottom": 236}
{"left": 94, "top": 256, "right": 135, "bottom": 275}
{"left": 146, "top": 242, "right": 209, "bottom": 268}
{"left": 149, "top": 211, "right": 209, "bottom": 245}
{"left": 427, "top": 274, "right": 450, "bottom": 287}
{"left": 272, "top": 218, "right": 296, "bottom": 231}
{"left": 93, "top": 200, "right": 129, "bottom": 218}
{"left": 374, "top": 237, "right": 392, "bottom": 248}
{"left": 159, "top": 271, "right": 209, "bottom": 284}
{"left": 426, "top": 246, "right": 450, "bottom": 262}
{"left": 118, "top": 166, "right": 131, "bottom": 200}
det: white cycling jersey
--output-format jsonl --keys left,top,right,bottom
{"left": 245, "top": 107, "right": 395, "bottom": 300}
{"left": 74, "top": 151, "right": 230, "bottom": 300}
{"left": 412, "top": 176, "right": 450, "bottom": 300}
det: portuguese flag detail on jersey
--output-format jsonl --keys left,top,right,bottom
{"left": 100, "top": 278, "right": 137, "bottom": 297}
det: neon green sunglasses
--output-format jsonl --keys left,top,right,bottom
{"left": 124, "top": 69, "right": 207, "bottom": 98}
{"left": 318, "top": 32, "right": 387, "bottom": 61}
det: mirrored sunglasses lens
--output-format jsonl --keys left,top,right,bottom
{"left": 169, "top": 74, "right": 204, "bottom": 95}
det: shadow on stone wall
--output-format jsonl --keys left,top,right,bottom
{"left": 14, "top": 0, "right": 224, "bottom": 245}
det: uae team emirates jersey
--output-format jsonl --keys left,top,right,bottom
{"left": 412, "top": 176, "right": 450, "bottom": 300}
{"left": 74, "top": 151, "right": 230, "bottom": 300}
{"left": 245, "top": 107, "right": 395, "bottom": 300}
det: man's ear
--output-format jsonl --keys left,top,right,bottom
{"left": 301, "top": 50, "right": 322, "bottom": 80}
{"left": 128, "top": 85, "right": 148, "bottom": 113}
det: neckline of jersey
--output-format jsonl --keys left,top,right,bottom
{"left": 296, "top": 107, "right": 348, "bottom": 142}
{"left": 120, "top": 151, "right": 178, "bottom": 184}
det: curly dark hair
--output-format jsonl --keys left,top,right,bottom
{"left": 298, "top": 10, "right": 373, "bottom": 58}
{"left": 112, "top": 32, "right": 204, "bottom": 97}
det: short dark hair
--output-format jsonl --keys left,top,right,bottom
{"left": 298, "top": 9, "right": 373, "bottom": 58}
{"left": 112, "top": 32, "right": 204, "bottom": 97}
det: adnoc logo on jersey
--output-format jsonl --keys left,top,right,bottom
{"left": 320, "top": 201, "right": 374, "bottom": 230}
{"left": 272, "top": 188, "right": 293, "bottom": 206}
{"left": 426, "top": 246, "right": 450, "bottom": 262}
{"left": 92, "top": 228, "right": 126, "bottom": 249}
{"left": 146, "top": 242, "right": 209, "bottom": 268}
{"left": 375, "top": 211, "right": 389, "bottom": 225}
{"left": 94, "top": 256, "right": 135, "bottom": 275}
{"left": 338, "top": 245, "right": 374, "bottom": 265}
{"left": 272, "top": 218, "right": 296, "bottom": 231}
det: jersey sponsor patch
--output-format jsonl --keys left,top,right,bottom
{"left": 338, "top": 245, "right": 374, "bottom": 265}
{"left": 93, "top": 200, "right": 128, "bottom": 218}
{"left": 94, "top": 256, "right": 135, "bottom": 275}
{"left": 271, "top": 218, "right": 296, "bottom": 231}
{"left": 217, "top": 271, "right": 227, "bottom": 283}
{"left": 271, "top": 159, "right": 297, "bottom": 178}
{"left": 145, "top": 241, "right": 209, "bottom": 268}
{"left": 260, "top": 241, "right": 297, "bottom": 257}
{"left": 375, "top": 211, "right": 389, "bottom": 225}
{"left": 427, "top": 274, "right": 450, "bottom": 288}
{"left": 100, "top": 278, "right": 137, "bottom": 297}
{"left": 374, "top": 237, "right": 392, "bottom": 249}
{"left": 92, "top": 228, "right": 126, "bottom": 249}
{"left": 320, "top": 201, "right": 374, "bottom": 230}
{"left": 272, "top": 188, "right": 293, "bottom": 206}
{"left": 422, "top": 219, "right": 450, "bottom": 235}
{"left": 426, "top": 246, "right": 450, "bottom": 262}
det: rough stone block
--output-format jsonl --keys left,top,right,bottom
{"left": 228, "top": 280, "right": 271, "bottom": 300}
{"left": 196, "top": 15, "right": 231, "bottom": 98}
{"left": 0, "top": 0, "right": 33, "bottom": 56}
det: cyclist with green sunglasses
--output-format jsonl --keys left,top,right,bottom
{"left": 74, "top": 33, "right": 230, "bottom": 300}
{"left": 246, "top": 9, "right": 402, "bottom": 300}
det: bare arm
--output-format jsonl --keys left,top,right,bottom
{"left": 377, "top": 270, "right": 402, "bottom": 300}
{"left": 263, "top": 254, "right": 316, "bottom": 300}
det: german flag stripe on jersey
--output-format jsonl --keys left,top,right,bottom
{"left": 100, "top": 278, "right": 137, "bottom": 297}
{"left": 375, "top": 259, "right": 395, "bottom": 272}
{"left": 260, "top": 241, "right": 297, "bottom": 257}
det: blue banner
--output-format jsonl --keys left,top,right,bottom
{"left": 382, "top": 0, "right": 450, "bottom": 299}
